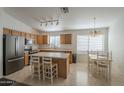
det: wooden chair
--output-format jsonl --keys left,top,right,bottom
{"left": 30, "top": 56, "right": 43, "bottom": 80}
{"left": 42, "top": 57, "right": 58, "bottom": 84}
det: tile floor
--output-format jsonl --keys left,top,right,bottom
{"left": 4, "top": 62, "right": 124, "bottom": 86}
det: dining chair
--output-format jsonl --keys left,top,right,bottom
{"left": 95, "top": 51, "right": 112, "bottom": 80}
{"left": 88, "top": 50, "right": 97, "bottom": 72}
{"left": 42, "top": 57, "right": 58, "bottom": 84}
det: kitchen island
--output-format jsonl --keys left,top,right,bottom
{"left": 37, "top": 48, "right": 72, "bottom": 64}
{"left": 30, "top": 52, "right": 70, "bottom": 79}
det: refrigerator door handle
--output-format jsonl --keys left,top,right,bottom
{"left": 16, "top": 37, "right": 19, "bottom": 56}
{"left": 15, "top": 37, "right": 17, "bottom": 57}
{"left": 8, "top": 57, "right": 24, "bottom": 62}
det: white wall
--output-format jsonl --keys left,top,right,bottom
{"left": 0, "top": 8, "right": 34, "bottom": 78}
{"left": 109, "top": 17, "right": 124, "bottom": 74}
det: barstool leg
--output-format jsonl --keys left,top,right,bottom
{"left": 51, "top": 66, "right": 53, "bottom": 84}
{"left": 43, "top": 64, "right": 45, "bottom": 80}
{"left": 31, "top": 64, "right": 34, "bottom": 79}
{"left": 56, "top": 65, "right": 58, "bottom": 79}
{"left": 38, "top": 63, "right": 41, "bottom": 80}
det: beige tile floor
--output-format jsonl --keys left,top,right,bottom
{"left": 4, "top": 62, "right": 124, "bottom": 86}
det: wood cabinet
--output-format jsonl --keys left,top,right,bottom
{"left": 11, "top": 30, "right": 20, "bottom": 36}
{"left": 52, "top": 58, "right": 69, "bottom": 78}
{"left": 43, "top": 35, "right": 48, "bottom": 44}
{"left": 3, "top": 28, "right": 12, "bottom": 35}
{"left": 30, "top": 34, "right": 35, "bottom": 39}
{"left": 37, "top": 35, "right": 49, "bottom": 44}
{"left": 25, "top": 33, "right": 31, "bottom": 39}
{"left": 60, "top": 34, "right": 72, "bottom": 44}
{"left": 3, "top": 28, "right": 39, "bottom": 39}
{"left": 60, "top": 34, "right": 65, "bottom": 44}
{"left": 37, "top": 35, "right": 43, "bottom": 44}
{"left": 66, "top": 34, "right": 72, "bottom": 44}
{"left": 24, "top": 53, "right": 29, "bottom": 65}
{"left": 3, "top": 28, "right": 38, "bottom": 44}
{"left": 20, "top": 32, "right": 26, "bottom": 37}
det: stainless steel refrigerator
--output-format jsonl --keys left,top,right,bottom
{"left": 3, "top": 35, "right": 24, "bottom": 75}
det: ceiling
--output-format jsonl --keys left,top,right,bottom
{"left": 3, "top": 7, "right": 124, "bottom": 32}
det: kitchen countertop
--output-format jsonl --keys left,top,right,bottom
{"left": 30, "top": 52, "right": 70, "bottom": 59}
{"left": 37, "top": 48, "right": 72, "bottom": 52}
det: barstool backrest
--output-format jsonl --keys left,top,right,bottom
{"left": 42, "top": 57, "right": 52, "bottom": 65}
{"left": 31, "top": 56, "right": 40, "bottom": 63}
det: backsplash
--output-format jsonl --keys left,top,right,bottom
{"left": 39, "top": 44, "right": 73, "bottom": 50}
{"left": 24, "top": 44, "right": 39, "bottom": 50}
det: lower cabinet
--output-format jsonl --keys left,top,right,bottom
{"left": 24, "top": 53, "right": 29, "bottom": 65}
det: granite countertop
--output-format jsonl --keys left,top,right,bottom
{"left": 30, "top": 52, "right": 70, "bottom": 59}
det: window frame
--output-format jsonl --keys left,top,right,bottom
{"left": 49, "top": 35, "right": 60, "bottom": 48}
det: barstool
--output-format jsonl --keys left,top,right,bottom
{"left": 42, "top": 57, "right": 58, "bottom": 84}
{"left": 31, "top": 55, "right": 43, "bottom": 80}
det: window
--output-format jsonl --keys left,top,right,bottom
{"left": 77, "top": 35, "right": 88, "bottom": 54}
{"left": 50, "top": 36, "right": 60, "bottom": 48}
{"left": 77, "top": 34, "right": 104, "bottom": 53}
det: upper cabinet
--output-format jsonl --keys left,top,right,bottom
{"left": 60, "top": 34, "right": 72, "bottom": 44}
{"left": 43, "top": 35, "right": 48, "bottom": 44}
{"left": 25, "top": 33, "right": 31, "bottom": 39}
{"left": 37, "top": 35, "right": 43, "bottom": 44}
{"left": 11, "top": 30, "right": 20, "bottom": 36}
{"left": 3, "top": 28, "right": 38, "bottom": 44}
{"left": 37, "top": 35, "right": 49, "bottom": 45}
{"left": 60, "top": 34, "right": 65, "bottom": 44}
{"left": 20, "top": 32, "right": 26, "bottom": 37}
{"left": 3, "top": 28, "right": 12, "bottom": 35}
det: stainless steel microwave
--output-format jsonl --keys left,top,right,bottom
{"left": 25, "top": 39, "right": 35, "bottom": 45}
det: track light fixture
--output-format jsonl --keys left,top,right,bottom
{"left": 40, "top": 19, "right": 59, "bottom": 27}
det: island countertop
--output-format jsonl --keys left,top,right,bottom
{"left": 30, "top": 52, "right": 70, "bottom": 59}
{"left": 37, "top": 48, "right": 72, "bottom": 52}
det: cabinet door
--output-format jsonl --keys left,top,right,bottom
{"left": 25, "top": 33, "right": 31, "bottom": 39}
{"left": 3, "top": 28, "right": 11, "bottom": 35}
{"left": 60, "top": 34, "right": 65, "bottom": 44}
{"left": 24, "top": 53, "right": 29, "bottom": 65}
{"left": 37, "top": 35, "right": 43, "bottom": 44}
{"left": 20, "top": 32, "right": 26, "bottom": 37}
{"left": 43, "top": 35, "right": 48, "bottom": 44}
{"left": 30, "top": 34, "right": 34, "bottom": 39}
{"left": 11, "top": 30, "right": 20, "bottom": 36}
{"left": 65, "top": 34, "right": 72, "bottom": 44}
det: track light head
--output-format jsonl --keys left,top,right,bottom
{"left": 40, "top": 23, "right": 42, "bottom": 26}
{"left": 51, "top": 21, "right": 53, "bottom": 25}
{"left": 56, "top": 20, "right": 59, "bottom": 25}
{"left": 45, "top": 22, "right": 48, "bottom": 26}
